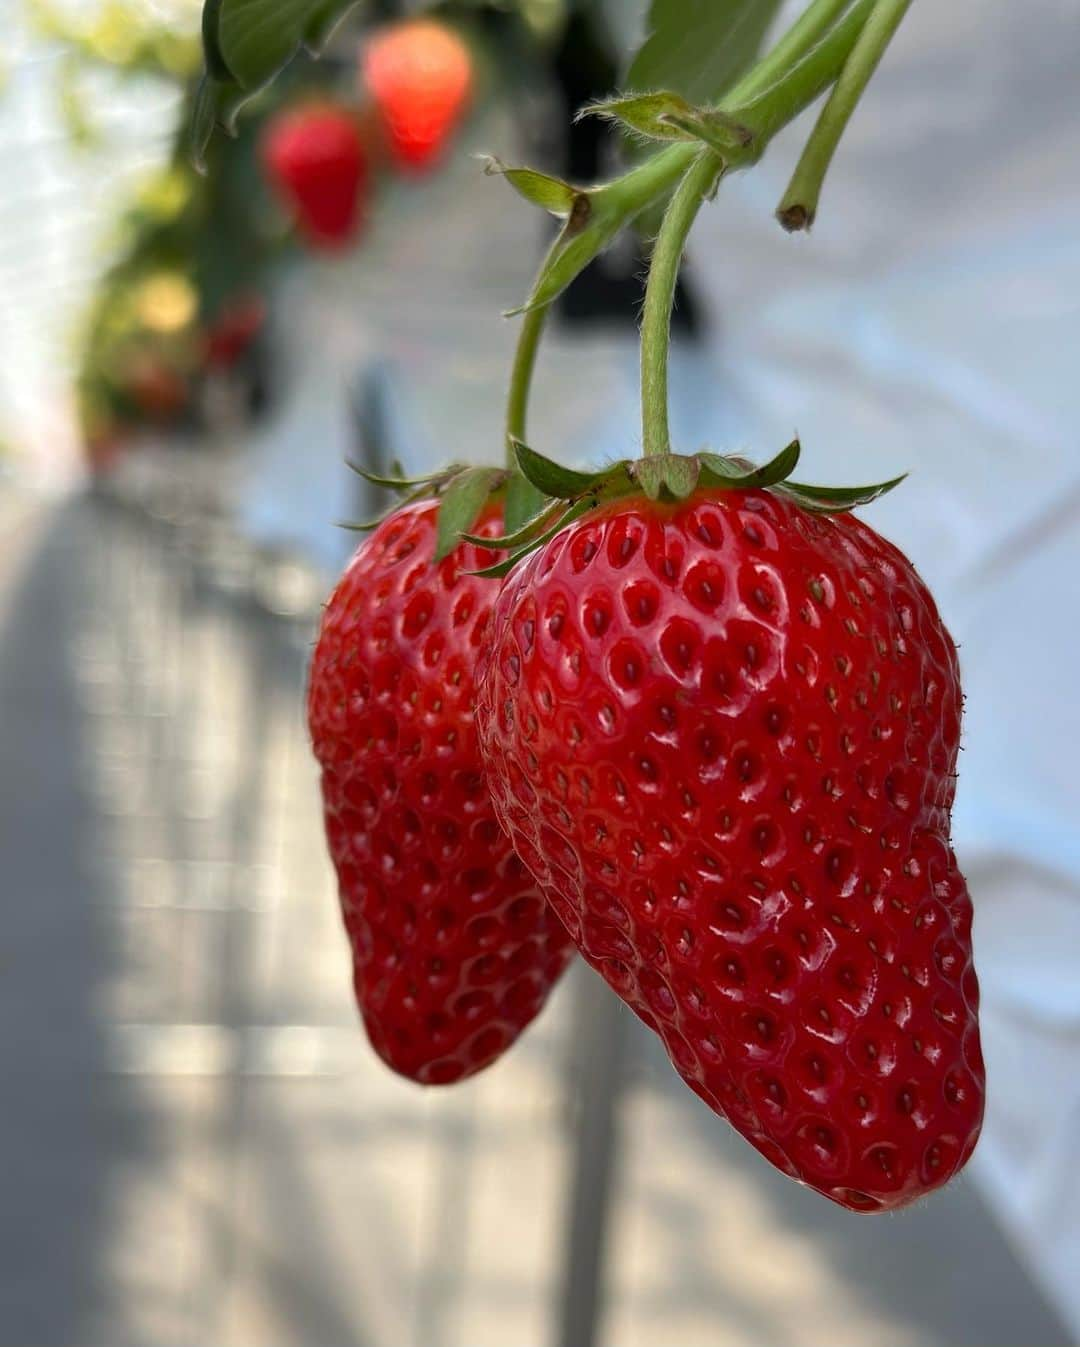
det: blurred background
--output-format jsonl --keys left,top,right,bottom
{"left": 1, "top": 1, "right": 1079, "bottom": 1344}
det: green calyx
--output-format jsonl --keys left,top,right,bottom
{"left": 345, "top": 461, "right": 508, "bottom": 563}
{"left": 463, "top": 438, "right": 906, "bottom": 579}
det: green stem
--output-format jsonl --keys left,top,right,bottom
{"left": 508, "top": 0, "right": 882, "bottom": 440}
{"left": 636, "top": 0, "right": 880, "bottom": 462}
{"left": 734, "top": 0, "right": 865, "bottom": 103}
{"left": 504, "top": 301, "right": 548, "bottom": 456}
{"left": 777, "top": 0, "right": 913, "bottom": 230}
{"left": 726, "top": 0, "right": 877, "bottom": 145}
{"left": 640, "top": 152, "right": 721, "bottom": 459}
{"left": 606, "top": 0, "right": 876, "bottom": 225}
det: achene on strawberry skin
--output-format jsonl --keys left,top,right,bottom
{"left": 309, "top": 501, "right": 574, "bottom": 1085}
{"left": 477, "top": 487, "right": 984, "bottom": 1211}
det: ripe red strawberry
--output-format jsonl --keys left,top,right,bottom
{"left": 262, "top": 103, "right": 368, "bottom": 249}
{"left": 203, "top": 296, "right": 266, "bottom": 371}
{"left": 308, "top": 499, "right": 574, "bottom": 1084}
{"left": 477, "top": 485, "right": 984, "bottom": 1210}
{"left": 362, "top": 19, "right": 473, "bottom": 173}
{"left": 126, "top": 356, "right": 188, "bottom": 421}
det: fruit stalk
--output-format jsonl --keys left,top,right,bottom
{"left": 505, "top": 300, "right": 549, "bottom": 452}
{"left": 778, "top": 0, "right": 914, "bottom": 230}
{"left": 639, "top": 150, "right": 721, "bottom": 459}
{"left": 637, "top": 0, "right": 890, "bottom": 461}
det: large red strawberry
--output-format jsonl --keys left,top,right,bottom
{"left": 262, "top": 103, "right": 368, "bottom": 250}
{"left": 308, "top": 496, "right": 574, "bottom": 1084}
{"left": 476, "top": 448, "right": 984, "bottom": 1210}
{"left": 362, "top": 19, "right": 473, "bottom": 173}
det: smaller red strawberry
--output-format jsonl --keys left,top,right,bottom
{"left": 262, "top": 103, "right": 369, "bottom": 250}
{"left": 125, "top": 355, "right": 188, "bottom": 422}
{"left": 203, "top": 296, "right": 266, "bottom": 371}
{"left": 308, "top": 483, "right": 575, "bottom": 1085}
{"left": 362, "top": 20, "right": 473, "bottom": 173}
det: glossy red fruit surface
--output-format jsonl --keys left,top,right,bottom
{"left": 262, "top": 104, "right": 368, "bottom": 249}
{"left": 309, "top": 500, "right": 574, "bottom": 1084}
{"left": 477, "top": 489, "right": 984, "bottom": 1210}
{"left": 362, "top": 19, "right": 472, "bottom": 172}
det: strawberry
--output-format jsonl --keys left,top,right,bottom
{"left": 475, "top": 447, "right": 984, "bottom": 1210}
{"left": 308, "top": 497, "right": 574, "bottom": 1084}
{"left": 125, "top": 355, "right": 188, "bottom": 422}
{"left": 262, "top": 103, "right": 368, "bottom": 250}
{"left": 203, "top": 296, "right": 266, "bottom": 371}
{"left": 362, "top": 19, "right": 473, "bottom": 173}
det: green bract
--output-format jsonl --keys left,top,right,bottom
{"left": 459, "top": 439, "right": 905, "bottom": 580}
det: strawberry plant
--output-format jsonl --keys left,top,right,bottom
{"left": 198, "top": 0, "right": 984, "bottom": 1209}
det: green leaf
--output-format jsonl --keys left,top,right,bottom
{"left": 336, "top": 518, "right": 382, "bottom": 533}
{"left": 482, "top": 158, "right": 581, "bottom": 218}
{"left": 470, "top": 499, "right": 594, "bottom": 581}
{"left": 303, "top": 0, "right": 355, "bottom": 52}
{"left": 581, "top": 92, "right": 698, "bottom": 142}
{"left": 700, "top": 438, "right": 801, "bottom": 490}
{"left": 464, "top": 499, "right": 566, "bottom": 552}
{"left": 504, "top": 472, "right": 549, "bottom": 536}
{"left": 434, "top": 468, "right": 500, "bottom": 563}
{"left": 583, "top": 94, "right": 753, "bottom": 160}
{"left": 510, "top": 183, "right": 630, "bottom": 313}
{"left": 195, "top": 0, "right": 368, "bottom": 156}
{"left": 201, "top": 0, "right": 233, "bottom": 81}
{"left": 217, "top": 0, "right": 359, "bottom": 90}
{"left": 346, "top": 461, "right": 447, "bottom": 491}
{"left": 627, "top": 0, "right": 787, "bottom": 104}
{"left": 513, "top": 440, "right": 606, "bottom": 500}
{"left": 191, "top": 77, "right": 220, "bottom": 168}
{"left": 778, "top": 473, "right": 908, "bottom": 514}
{"left": 634, "top": 453, "right": 702, "bottom": 501}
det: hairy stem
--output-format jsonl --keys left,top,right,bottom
{"left": 777, "top": 0, "right": 913, "bottom": 229}
{"left": 726, "top": 0, "right": 878, "bottom": 146}
{"left": 640, "top": 152, "right": 721, "bottom": 459}
{"left": 734, "top": 0, "right": 866, "bottom": 103}
{"left": 510, "top": 0, "right": 882, "bottom": 444}
{"left": 505, "top": 301, "right": 549, "bottom": 454}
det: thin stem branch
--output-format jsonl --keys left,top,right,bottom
{"left": 640, "top": 152, "right": 721, "bottom": 459}
{"left": 725, "top": 0, "right": 878, "bottom": 145}
{"left": 733, "top": 0, "right": 864, "bottom": 104}
{"left": 504, "top": 0, "right": 884, "bottom": 457}
{"left": 504, "top": 301, "right": 549, "bottom": 456}
{"left": 777, "top": 0, "right": 913, "bottom": 230}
